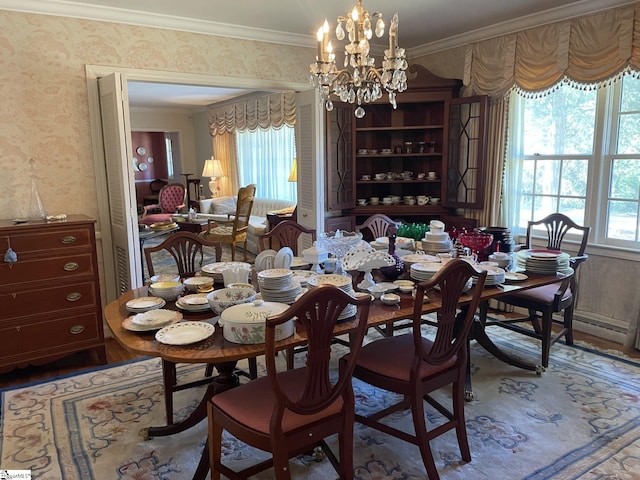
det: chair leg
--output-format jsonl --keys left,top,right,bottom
{"left": 453, "top": 375, "right": 471, "bottom": 462}
{"left": 243, "top": 240, "right": 248, "bottom": 261}
{"left": 230, "top": 243, "right": 236, "bottom": 261}
{"left": 215, "top": 243, "right": 222, "bottom": 262}
{"left": 285, "top": 347, "right": 295, "bottom": 370}
{"left": 541, "top": 312, "right": 553, "bottom": 368}
{"left": 272, "top": 450, "right": 292, "bottom": 480}
{"left": 249, "top": 357, "right": 258, "bottom": 379}
{"left": 563, "top": 305, "right": 575, "bottom": 345}
{"left": 339, "top": 418, "right": 355, "bottom": 480}
{"left": 161, "top": 360, "right": 177, "bottom": 424}
{"left": 410, "top": 390, "right": 440, "bottom": 480}
{"left": 208, "top": 403, "right": 223, "bottom": 480}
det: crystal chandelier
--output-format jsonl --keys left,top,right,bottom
{"left": 309, "top": 0, "right": 408, "bottom": 118}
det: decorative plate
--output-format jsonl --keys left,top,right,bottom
{"left": 131, "top": 309, "right": 182, "bottom": 328}
{"left": 125, "top": 296, "right": 166, "bottom": 313}
{"left": 155, "top": 321, "right": 215, "bottom": 345}
{"left": 136, "top": 146, "right": 147, "bottom": 155}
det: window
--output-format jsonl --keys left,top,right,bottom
{"left": 507, "top": 76, "right": 640, "bottom": 248}
{"left": 235, "top": 126, "right": 297, "bottom": 202}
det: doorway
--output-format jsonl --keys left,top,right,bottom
{"left": 86, "top": 66, "right": 317, "bottom": 302}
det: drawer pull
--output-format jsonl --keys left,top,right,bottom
{"left": 70, "top": 325, "right": 85, "bottom": 335}
{"left": 66, "top": 292, "right": 82, "bottom": 302}
{"left": 62, "top": 235, "right": 77, "bottom": 244}
{"left": 64, "top": 262, "right": 79, "bottom": 271}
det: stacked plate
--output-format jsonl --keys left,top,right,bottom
{"left": 472, "top": 264, "right": 506, "bottom": 286}
{"left": 176, "top": 293, "right": 211, "bottom": 312}
{"left": 515, "top": 249, "right": 570, "bottom": 274}
{"left": 201, "top": 261, "right": 252, "bottom": 283}
{"left": 122, "top": 308, "right": 182, "bottom": 332}
{"left": 409, "top": 262, "right": 443, "bottom": 282}
{"left": 307, "top": 274, "right": 357, "bottom": 320}
{"left": 291, "top": 270, "right": 319, "bottom": 287}
{"left": 421, "top": 231, "right": 453, "bottom": 254}
{"left": 258, "top": 268, "right": 302, "bottom": 304}
{"left": 401, "top": 253, "right": 440, "bottom": 269}
{"left": 125, "top": 296, "right": 166, "bottom": 313}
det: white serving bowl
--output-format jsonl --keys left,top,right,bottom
{"left": 148, "top": 281, "right": 184, "bottom": 301}
{"left": 381, "top": 293, "right": 401, "bottom": 305}
{"left": 207, "top": 287, "right": 257, "bottom": 316}
{"left": 148, "top": 274, "right": 181, "bottom": 285}
{"left": 221, "top": 299, "right": 292, "bottom": 344}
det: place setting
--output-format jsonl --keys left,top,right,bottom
{"left": 122, "top": 308, "right": 183, "bottom": 332}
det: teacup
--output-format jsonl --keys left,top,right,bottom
{"left": 429, "top": 197, "right": 440, "bottom": 205}
{"left": 391, "top": 195, "right": 401, "bottom": 204}
{"left": 428, "top": 171, "right": 437, "bottom": 179}
{"left": 357, "top": 198, "right": 367, "bottom": 206}
{"left": 407, "top": 198, "right": 416, "bottom": 205}
{"left": 375, "top": 173, "right": 386, "bottom": 180}
{"left": 361, "top": 174, "right": 371, "bottom": 181}
{"left": 417, "top": 173, "right": 426, "bottom": 179}
{"left": 417, "top": 195, "right": 429, "bottom": 206}
{"left": 382, "top": 197, "right": 393, "bottom": 205}
{"left": 370, "top": 197, "right": 380, "bottom": 205}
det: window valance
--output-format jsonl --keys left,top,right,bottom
{"left": 464, "top": 3, "right": 640, "bottom": 98}
{"left": 209, "top": 91, "right": 296, "bottom": 136}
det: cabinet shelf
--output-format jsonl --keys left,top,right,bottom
{"left": 356, "top": 153, "right": 441, "bottom": 158}
{"left": 356, "top": 125, "right": 444, "bottom": 132}
{"left": 357, "top": 179, "right": 440, "bottom": 184}
{"left": 348, "top": 205, "right": 449, "bottom": 215}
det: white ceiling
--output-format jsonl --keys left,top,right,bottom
{"left": 4, "top": 0, "right": 632, "bottom": 109}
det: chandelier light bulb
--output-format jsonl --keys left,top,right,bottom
{"left": 309, "top": 0, "right": 407, "bottom": 118}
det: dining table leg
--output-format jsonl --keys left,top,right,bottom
{"left": 140, "top": 360, "right": 239, "bottom": 439}
{"left": 463, "top": 302, "right": 544, "bottom": 401}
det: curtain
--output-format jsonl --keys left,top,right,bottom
{"left": 212, "top": 132, "right": 239, "bottom": 197}
{"left": 235, "top": 127, "right": 297, "bottom": 202}
{"left": 209, "top": 91, "right": 296, "bottom": 136}
{"left": 464, "top": 3, "right": 640, "bottom": 98}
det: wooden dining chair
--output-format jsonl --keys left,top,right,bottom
{"left": 144, "top": 231, "right": 219, "bottom": 278}
{"left": 144, "top": 231, "right": 257, "bottom": 424}
{"left": 207, "top": 284, "right": 371, "bottom": 480}
{"left": 355, "top": 213, "right": 400, "bottom": 241}
{"left": 480, "top": 213, "right": 590, "bottom": 368}
{"left": 258, "top": 219, "right": 316, "bottom": 255}
{"left": 342, "top": 259, "right": 487, "bottom": 480}
{"left": 200, "top": 184, "right": 256, "bottom": 261}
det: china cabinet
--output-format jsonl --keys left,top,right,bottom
{"left": 0, "top": 215, "right": 106, "bottom": 372}
{"left": 325, "top": 64, "right": 487, "bottom": 227}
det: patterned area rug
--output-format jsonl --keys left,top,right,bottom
{"left": 1, "top": 327, "right": 639, "bottom": 479}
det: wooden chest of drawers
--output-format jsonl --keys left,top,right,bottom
{"left": 0, "top": 215, "right": 106, "bottom": 372}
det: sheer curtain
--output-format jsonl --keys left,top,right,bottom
{"left": 208, "top": 91, "right": 297, "bottom": 200}
{"left": 235, "top": 126, "right": 297, "bottom": 202}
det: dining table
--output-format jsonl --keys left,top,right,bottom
{"left": 104, "top": 266, "right": 572, "bottom": 480}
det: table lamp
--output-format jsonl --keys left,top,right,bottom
{"left": 202, "top": 158, "right": 224, "bottom": 197}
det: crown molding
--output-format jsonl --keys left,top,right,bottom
{"left": 0, "top": 0, "right": 314, "bottom": 47}
{"left": 2, "top": 0, "right": 636, "bottom": 57}
{"left": 409, "top": 0, "right": 637, "bottom": 57}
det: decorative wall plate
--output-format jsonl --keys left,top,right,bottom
{"left": 136, "top": 146, "right": 147, "bottom": 155}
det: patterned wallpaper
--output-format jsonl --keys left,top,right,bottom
{"left": 0, "top": 10, "right": 312, "bottom": 221}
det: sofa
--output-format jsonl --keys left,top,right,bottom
{"left": 198, "top": 196, "right": 296, "bottom": 254}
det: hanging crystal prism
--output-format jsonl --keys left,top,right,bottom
{"left": 27, "top": 158, "right": 47, "bottom": 221}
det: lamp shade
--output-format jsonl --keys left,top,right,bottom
{"left": 202, "top": 158, "right": 224, "bottom": 178}
{"left": 287, "top": 158, "right": 297, "bottom": 182}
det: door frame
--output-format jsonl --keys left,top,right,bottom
{"left": 86, "top": 65, "right": 310, "bottom": 302}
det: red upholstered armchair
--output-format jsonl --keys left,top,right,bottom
{"left": 139, "top": 183, "right": 186, "bottom": 225}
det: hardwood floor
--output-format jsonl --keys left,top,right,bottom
{"left": 2, "top": 326, "right": 639, "bottom": 390}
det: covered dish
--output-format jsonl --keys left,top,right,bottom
{"left": 221, "top": 299, "right": 291, "bottom": 344}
